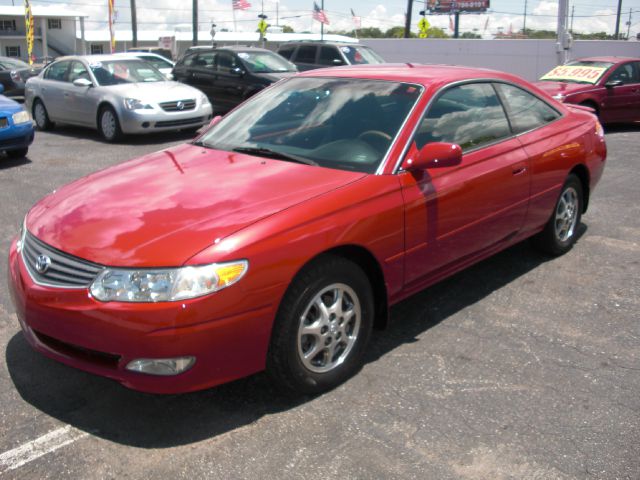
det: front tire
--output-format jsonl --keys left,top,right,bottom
{"left": 98, "top": 106, "right": 123, "bottom": 142}
{"left": 267, "top": 255, "right": 374, "bottom": 395}
{"left": 532, "top": 174, "right": 583, "bottom": 256}
{"left": 6, "top": 147, "right": 28, "bottom": 158}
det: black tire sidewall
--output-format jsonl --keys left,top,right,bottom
{"left": 269, "top": 257, "right": 374, "bottom": 394}
{"left": 33, "top": 100, "right": 49, "bottom": 130}
{"left": 537, "top": 174, "right": 583, "bottom": 255}
{"left": 99, "top": 106, "right": 121, "bottom": 142}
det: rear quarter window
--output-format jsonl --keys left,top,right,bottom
{"left": 296, "top": 45, "right": 317, "bottom": 64}
{"left": 496, "top": 83, "right": 560, "bottom": 134}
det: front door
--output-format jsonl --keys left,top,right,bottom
{"left": 600, "top": 62, "right": 640, "bottom": 123}
{"left": 400, "top": 82, "right": 531, "bottom": 287}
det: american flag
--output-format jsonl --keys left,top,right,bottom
{"left": 232, "top": 0, "right": 251, "bottom": 10}
{"left": 312, "top": 2, "right": 330, "bottom": 25}
{"left": 351, "top": 8, "right": 361, "bottom": 29}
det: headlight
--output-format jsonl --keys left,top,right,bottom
{"left": 16, "top": 216, "right": 26, "bottom": 253}
{"left": 12, "top": 110, "right": 31, "bottom": 124}
{"left": 124, "top": 98, "right": 153, "bottom": 110}
{"left": 552, "top": 93, "right": 566, "bottom": 102}
{"left": 199, "top": 92, "right": 210, "bottom": 105}
{"left": 90, "top": 260, "right": 248, "bottom": 302}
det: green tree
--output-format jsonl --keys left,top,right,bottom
{"left": 358, "top": 27, "right": 384, "bottom": 38}
{"left": 385, "top": 26, "right": 413, "bottom": 38}
{"left": 426, "top": 27, "right": 449, "bottom": 38}
{"left": 282, "top": 25, "right": 294, "bottom": 33}
{"left": 461, "top": 31, "right": 481, "bottom": 39}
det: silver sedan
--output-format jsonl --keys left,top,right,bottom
{"left": 25, "top": 55, "right": 213, "bottom": 142}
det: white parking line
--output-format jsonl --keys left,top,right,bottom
{"left": 0, "top": 425, "right": 88, "bottom": 474}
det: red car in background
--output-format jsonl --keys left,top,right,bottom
{"left": 536, "top": 56, "right": 640, "bottom": 124}
{"left": 8, "top": 65, "right": 606, "bottom": 395}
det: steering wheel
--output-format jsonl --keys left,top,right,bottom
{"left": 357, "top": 130, "right": 393, "bottom": 152}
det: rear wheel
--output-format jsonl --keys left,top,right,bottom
{"left": 532, "top": 174, "right": 583, "bottom": 256}
{"left": 33, "top": 100, "right": 54, "bottom": 131}
{"left": 98, "top": 106, "right": 123, "bottom": 142}
{"left": 267, "top": 255, "right": 374, "bottom": 395}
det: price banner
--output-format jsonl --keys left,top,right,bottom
{"left": 540, "top": 65, "right": 608, "bottom": 84}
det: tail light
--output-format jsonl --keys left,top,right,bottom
{"left": 10, "top": 70, "right": 21, "bottom": 82}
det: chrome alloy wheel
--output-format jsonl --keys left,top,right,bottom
{"left": 34, "top": 102, "right": 47, "bottom": 128}
{"left": 297, "top": 283, "right": 361, "bottom": 373}
{"left": 100, "top": 109, "right": 117, "bottom": 140}
{"left": 554, "top": 186, "right": 579, "bottom": 242}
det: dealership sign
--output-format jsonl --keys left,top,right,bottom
{"left": 427, "top": 0, "right": 490, "bottom": 13}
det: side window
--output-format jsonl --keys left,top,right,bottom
{"left": 278, "top": 45, "right": 295, "bottom": 60}
{"left": 216, "top": 52, "right": 238, "bottom": 73}
{"left": 191, "top": 53, "right": 216, "bottom": 69}
{"left": 608, "top": 62, "right": 639, "bottom": 84}
{"left": 296, "top": 45, "right": 317, "bottom": 64}
{"left": 68, "top": 61, "right": 90, "bottom": 83}
{"left": 496, "top": 83, "right": 560, "bottom": 134}
{"left": 318, "top": 46, "right": 343, "bottom": 66}
{"left": 44, "top": 61, "right": 70, "bottom": 81}
{"left": 415, "top": 83, "right": 511, "bottom": 151}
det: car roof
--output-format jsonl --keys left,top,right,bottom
{"left": 115, "top": 52, "right": 174, "bottom": 62}
{"left": 279, "top": 41, "right": 360, "bottom": 47}
{"left": 185, "top": 46, "right": 274, "bottom": 54}
{"left": 297, "top": 63, "right": 527, "bottom": 88}
{"left": 570, "top": 56, "right": 640, "bottom": 64}
{"left": 49, "top": 54, "right": 157, "bottom": 63}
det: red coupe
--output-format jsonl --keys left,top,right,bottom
{"left": 8, "top": 64, "right": 606, "bottom": 395}
{"left": 536, "top": 56, "right": 640, "bottom": 124}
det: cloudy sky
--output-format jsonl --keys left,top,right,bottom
{"left": 4, "top": 0, "right": 640, "bottom": 37}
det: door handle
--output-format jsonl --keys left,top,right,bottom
{"left": 512, "top": 166, "right": 527, "bottom": 176}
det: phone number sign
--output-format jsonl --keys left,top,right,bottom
{"left": 427, "top": 0, "right": 490, "bottom": 13}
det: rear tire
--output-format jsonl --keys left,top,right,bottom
{"left": 98, "top": 106, "right": 123, "bottom": 142}
{"left": 532, "top": 174, "right": 583, "bottom": 256}
{"left": 267, "top": 255, "right": 374, "bottom": 395}
{"left": 33, "top": 100, "right": 54, "bottom": 131}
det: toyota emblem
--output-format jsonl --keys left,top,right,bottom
{"left": 176, "top": 101, "right": 185, "bottom": 111}
{"left": 35, "top": 254, "right": 52, "bottom": 274}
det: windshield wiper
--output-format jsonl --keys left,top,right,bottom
{"left": 232, "top": 147, "right": 318, "bottom": 166}
{"left": 192, "top": 139, "right": 212, "bottom": 148}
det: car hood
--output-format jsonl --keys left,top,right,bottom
{"left": 534, "top": 81, "right": 594, "bottom": 95}
{"left": 26, "top": 143, "right": 366, "bottom": 267}
{"left": 0, "top": 94, "right": 21, "bottom": 111}
{"left": 98, "top": 81, "right": 202, "bottom": 102}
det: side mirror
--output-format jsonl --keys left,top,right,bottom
{"left": 231, "top": 67, "right": 245, "bottom": 77}
{"left": 605, "top": 79, "right": 623, "bottom": 88}
{"left": 73, "top": 78, "right": 93, "bottom": 87}
{"left": 332, "top": 58, "right": 345, "bottom": 65}
{"left": 208, "top": 115, "right": 222, "bottom": 128}
{"left": 402, "top": 142, "right": 462, "bottom": 171}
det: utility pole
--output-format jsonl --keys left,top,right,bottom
{"left": 523, "top": 0, "right": 527, "bottom": 35}
{"left": 626, "top": 8, "right": 632, "bottom": 39}
{"left": 454, "top": 11, "right": 460, "bottom": 38}
{"left": 404, "top": 0, "right": 414, "bottom": 38}
{"left": 570, "top": 5, "right": 574, "bottom": 33}
{"left": 556, "top": 0, "right": 569, "bottom": 64}
{"left": 192, "top": 0, "right": 198, "bottom": 46}
{"left": 614, "top": 0, "right": 622, "bottom": 39}
{"left": 130, "top": 0, "right": 137, "bottom": 47}
{"left": 320, "top": 0, "right": 324, "bottom": 40}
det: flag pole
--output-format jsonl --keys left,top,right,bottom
{"left": 320, "top": 0, "right": 324, "bottom": 40}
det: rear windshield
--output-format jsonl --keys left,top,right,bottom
{"left": 540, "top": 61, "right": 614, "bottom": 84}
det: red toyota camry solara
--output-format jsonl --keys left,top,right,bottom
{"left": 8, "top": 65, "right": 606, "bottom": 395}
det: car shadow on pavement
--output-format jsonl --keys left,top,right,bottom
{"left": 0, "top": 155, "right": 31, "bottom": 170}
{"left": 38, "top": 125, "right": 200, "bottom": 145}
{"left": 5, "top": 231, "right": 585, "bottom": 449}
{"left": 604, "top": 123, "right": 640, "bottom": 134}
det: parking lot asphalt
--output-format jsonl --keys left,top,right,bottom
{"left": 0, "top": 124, "right": 638, "bottom": 479}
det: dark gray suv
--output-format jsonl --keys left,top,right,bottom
{"left": 277, "top": 42, "right": 384, "bottom": 72}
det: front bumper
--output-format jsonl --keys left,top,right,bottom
{"left": 0, "top": 123, "right": 34, "bottom": 152}
{"left": 118, "top": 103, "right": 214, "bottom": 135}
{"left": 8, "top": 238, "right": 278, "bottom": 394}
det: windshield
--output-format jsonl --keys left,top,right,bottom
{"left": 539, "top": 61, "right": 614, "bottom": 84}
{"left": 237, "top": 51, "right": 297, "bottom": 73}
{"left": 340, "top": 46, "right": 384, "bottom": 65}
{"left": 139, "top": 56, "right": 173, "bottom": 70}
{"left": 89, "top": 60, "right": 166, "bottom": 85}
{"left": 199, "top": 77, "right": 422, "bottom": 173}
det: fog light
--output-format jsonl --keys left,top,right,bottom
{"left": 126, "top": 356, "right": 195, "bottom": 376}
{"left": 142, "top": 122, "right": 150, "bottom": 128}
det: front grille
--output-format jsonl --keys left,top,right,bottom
{"left": 155, "top": 116, "right": 204, "bottom": 128}
{"left": 159, "top": 99, "right": 196, "bottom": 112}
{"left": 21, "top": 231, "right": 103, "bottom": 288}
{"left": 0, "top": 117, "right": 8, "bottom": 128}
